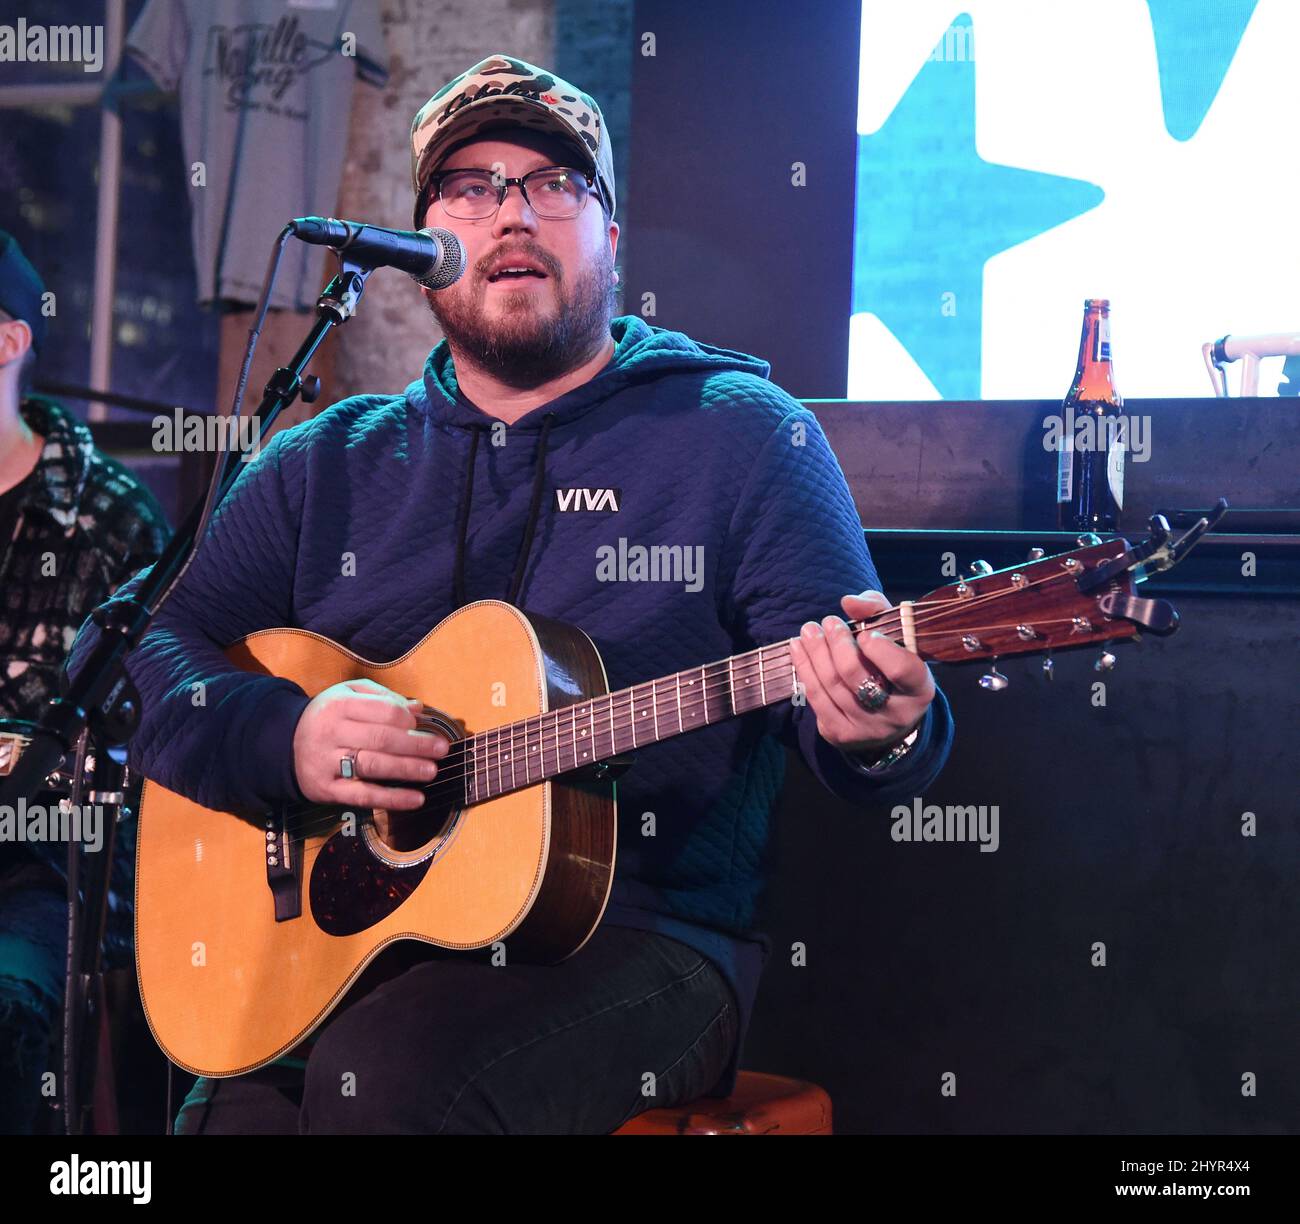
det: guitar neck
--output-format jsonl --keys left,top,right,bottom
{"left": 459, "top": 619, "right": 894, "bottom": 805}
{"left": 453, "top": 535, "right": 1146, "bottom": 806}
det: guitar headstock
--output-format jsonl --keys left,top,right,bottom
{"left": 907, "top": 538, "right": 1176, "bottom": 665}
{"left": 847, "top": 508, "right": 1221, "bottom": 688}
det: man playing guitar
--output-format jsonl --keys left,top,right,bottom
{"left": 69, "top": 54, "right": 953, "bottom": 1135}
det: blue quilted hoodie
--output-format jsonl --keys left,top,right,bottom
{"left": 68, "top": 314, "right": 953, "bottom": 1097}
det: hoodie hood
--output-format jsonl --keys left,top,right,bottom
{"left": 409, "top": 314, "right": 772, "bottom": 431}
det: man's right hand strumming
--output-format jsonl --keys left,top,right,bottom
{"left": 291, "top": 678, "right": 449, "bottom": 810}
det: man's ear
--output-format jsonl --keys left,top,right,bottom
{"left": 0, "top": 318, "right": 33, "bottom": 367}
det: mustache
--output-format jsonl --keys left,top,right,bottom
{"left": 476, "top": 249, "right": 560, "bottom": 279}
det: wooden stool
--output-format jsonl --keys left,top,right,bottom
{"left": 612, "top": 1071, "right": 832, "bottom": 1135}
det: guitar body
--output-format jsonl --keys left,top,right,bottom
{"left": 135, "top": 600, "right": 617, "bottom": 1077}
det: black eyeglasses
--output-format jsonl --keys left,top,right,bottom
{"left": 425, "top": 166, "right": 600, "bottom": 221}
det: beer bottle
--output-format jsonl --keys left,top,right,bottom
{"left": 1057, "top": 298, "right": 1124, "bottom": 532}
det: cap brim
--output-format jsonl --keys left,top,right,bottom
{"left": 413, "top": 98, "right": 597, "bottom": 192}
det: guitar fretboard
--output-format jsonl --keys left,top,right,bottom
{"left": 462, "top": 639, "right": 801, "bottom": 804}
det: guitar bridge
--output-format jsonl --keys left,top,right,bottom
{"left": 264, "top": 809, "right": 302, "bottom": 922}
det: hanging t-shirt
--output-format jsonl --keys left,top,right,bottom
{"left": 125, "top": 0, "right": 389, "bottom": 309}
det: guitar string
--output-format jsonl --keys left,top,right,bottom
{"left": 9, "top": 564, "right": 1090, "bottom": 842}
{"left": 391, "top": 606, "right": 1087, "bottom": 807}
{"left": 275, "top": 568, "right": 1094, "bottom": 837}
{"left": 278, "top": 587, "right": 1099, "bottom": 843}
{"left": 0, "top": 566, "right": 1085, "bottom": 841}
{"left": 278, "top": 605, "right": 1108, "bottom": 848}
{"left": 356, "top": 566, "right": 1084, "bottom": 796}
{"left": 346, "top": 564, "right": 1083, "bottom": 791}
{"left": 2, "top": 562, "right": 1089, "bottom": 786}
{"left": 8, "top": 562, "right": 1114, "bottom": 853}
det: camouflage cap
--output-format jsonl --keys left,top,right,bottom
{"left": 410, "top": 53, "right": 616, "bottom": 223}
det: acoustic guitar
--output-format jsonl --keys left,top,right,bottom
{"left": 134, "top": 531, "right": 1187, "bottom": 1076}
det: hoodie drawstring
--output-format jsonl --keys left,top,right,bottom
{"left": 451, "top": 411, "right": 557, "bottom": 611}
{"left": 506, "top": 412, "right": 556, "bottom": 606}
{"left": 451, "top": 424, "right": 484, "bottom": 610}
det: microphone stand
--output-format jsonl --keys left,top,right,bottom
{"left": 0, "top": 258, "right": 374, "bottom": 1134}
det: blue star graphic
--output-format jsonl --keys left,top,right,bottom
{"left": 1146, "top": 0, "right": 1258, "bottom": 141}
{"left": 852, "top": 13, "right": 1104, "bottom": 398}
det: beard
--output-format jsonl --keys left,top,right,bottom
{"left": 426, "top": 242, "right": 617, "bottom": 389}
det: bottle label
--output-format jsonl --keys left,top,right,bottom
{"left": 1108, "top": 432, "right": 1125, "bottom": 510}
{"left": 1057, "top": 429, "right": 1073, "bottom": 502}
{"left": 1094, "top": 315, "right": 1111, "bottom": 364}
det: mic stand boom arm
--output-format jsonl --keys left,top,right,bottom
{"left": 0, "top": 261, "right": 371, "bottom": 806}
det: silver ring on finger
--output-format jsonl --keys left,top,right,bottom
{"left": 339, "top": 752, "right": 359, "bottom": 780}
{"left": 855, "top": 675, "right": 892, "bottom": 712}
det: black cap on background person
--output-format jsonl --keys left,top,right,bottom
{"left": 0, "top": 229, "right": 48, "bottom": 356}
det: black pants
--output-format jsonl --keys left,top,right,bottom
{"left": 175, "top": 925, "right": 738, "bottom": 1135}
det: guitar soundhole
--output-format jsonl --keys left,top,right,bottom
{"left": 367, "top": 801, "right": 458, "bottom": 855}
{"left": 310, "top": 791, "right": 462, "bottom": 937}
{"left": 310, "top": 705, "right": 465, "bottom": 936}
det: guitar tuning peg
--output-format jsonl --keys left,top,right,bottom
{"left": 1077, "top": 532, "right": 1102, "bottom": 547}
{"left": 1094, "top": 651, "right": 1117, "bottom": 672}
{"left": 979, "top": 662, "right": 1009, "bottom": 691}
{"left": 1041, "top": 651, "right": 1054, "bottom": 681}
{"left": 968, "top": 559, "right": 993, "bottom": 576}
{"left": 1027, "top": 547, "right": 1045, "bottom": 561}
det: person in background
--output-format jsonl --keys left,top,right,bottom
{"left": 0, "top": 229, "right": 169, "bottom": 1133}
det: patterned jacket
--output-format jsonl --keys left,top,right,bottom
{"left": 0, "top": 396, "right": 170, "bottom": 967}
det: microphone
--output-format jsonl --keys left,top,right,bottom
{"left": 290, "top": 217, "right": 466, "bottom": 290}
